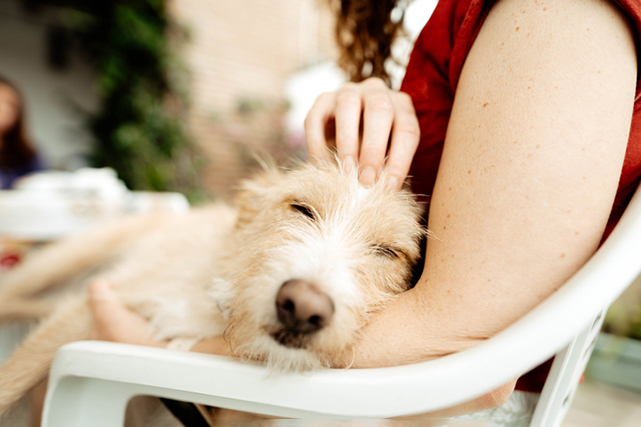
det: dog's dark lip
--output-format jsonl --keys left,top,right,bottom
{"left": 269, "top": 329, "right": 309, "bottom": 349}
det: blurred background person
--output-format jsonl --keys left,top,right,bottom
{"left": 0, "top": 76, "right": 43, "bottom": 189}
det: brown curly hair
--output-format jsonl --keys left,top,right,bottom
{"left": 328, "top": 0, "right": 410, "bottom": 86}
{"left": 0, "top": 76, "right": 36, "bottom": 170}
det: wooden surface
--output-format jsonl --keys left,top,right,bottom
{"left": 562, "top": 378, "right": 641, "bottom": 427}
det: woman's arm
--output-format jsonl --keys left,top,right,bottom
{"left": 347, "top": 0, "right": 637, "bottom": 369}
{"left": 89, "top": 0, "right": 637, "bottom": 416}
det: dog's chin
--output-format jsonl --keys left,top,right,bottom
{"left": 233, "top": 333, "right": 329, "bottom": 371}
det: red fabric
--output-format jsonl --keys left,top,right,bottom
{"left": 400, "top": 0, "right": 641, "bottom": 392}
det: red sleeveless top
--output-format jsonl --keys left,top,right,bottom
{"left": 400, "top": 0, "right": 641, "bottom": 392}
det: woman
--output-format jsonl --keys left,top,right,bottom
{"left": 0, "top": 77, "right": 42, "bottom": 189}
{"left": 90, "top": 0, "right": 640, "bottom": 421}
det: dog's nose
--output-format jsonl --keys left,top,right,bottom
{"left": 276, "top": 279, "right": 334, "bottom": 334}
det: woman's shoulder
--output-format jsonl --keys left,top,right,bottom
{"left": 410, "top": 0, "right": 641, "bottom": 92}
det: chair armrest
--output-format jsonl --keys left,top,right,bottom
{"left": 45, "top": 333, "right": 553, "bottom": 427}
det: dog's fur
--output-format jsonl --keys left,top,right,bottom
{"left": 0, "top": 159, "right": 425, "bottom": 417}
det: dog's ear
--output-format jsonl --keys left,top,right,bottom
{"left": 235, "top": 168, "right": 284, "bottom": 226}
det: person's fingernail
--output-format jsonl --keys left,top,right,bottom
{"left": 386, "top": 176, "right": 399, "bottom": 192}
{"left": 359, "top": 166, "right": 377, "bottom": 187}
{"left": 344, "top": 156, "right": 357, "bottom": 173}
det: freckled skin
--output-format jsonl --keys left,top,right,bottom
{"left": 346, "top": 0, "right": 636, "bottom": 372}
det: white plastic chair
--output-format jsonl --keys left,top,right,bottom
{"left": 40, "top": 184, "right": 641, "bottom": 427}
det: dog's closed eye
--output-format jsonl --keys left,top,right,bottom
{"left": 373, "top": 245, "right": 402, "bottom": 259}
{"left": 290, "top": 202, "right": 316, "bottom": 221}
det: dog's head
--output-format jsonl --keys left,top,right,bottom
{"left": 212, "top": 159, "right": 425, "bottom": 370}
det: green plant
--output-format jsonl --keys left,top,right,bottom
{"left": 603, "top": 297, "right": 641, "bottom": 341}
{"left": 629, "top": 309, "right": 641, "bottom": 341}
{"left": 63, "top": 0, "right": 206, "bottom": 202}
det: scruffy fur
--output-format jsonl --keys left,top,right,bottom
{"left": 0, "top": 159, "right": 425, "bottom": 418}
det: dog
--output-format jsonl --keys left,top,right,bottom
{"left": 0, "top": 159, "right": 425, "bottom": 418}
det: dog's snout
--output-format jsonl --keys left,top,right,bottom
{"left": 276, "top": 279, "right": 334, "bottom": 334}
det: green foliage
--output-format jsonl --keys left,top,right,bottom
{"left": 603, "top": 299, "right": 641, "bottom": 341}
{"left": 628, "top": 309, "right": 641, "bottom": 341}
{"left": 64, "top": 0, "right": 206, "bottom": 202}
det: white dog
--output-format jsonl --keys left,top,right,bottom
{"left": 0, "top": 159, "right": 425, "bottom": 418}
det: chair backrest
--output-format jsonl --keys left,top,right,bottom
{"left": 531, "top": 307, "right": 607, "bottom": 427}
{"left": 530, "top": 184, "right": 641, "bottom": 426}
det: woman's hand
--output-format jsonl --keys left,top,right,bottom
{"left": 304, "top": 77, "right": 420, "bottom": 191}
{"left": 88, "top": 279, "right": 168, "bottom": 348}
{"left": 88, "top": 279, "right": 230, "bottom": 355}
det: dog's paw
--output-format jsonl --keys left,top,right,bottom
{"left": 208, "top": 277, "right": 234, "bottom": 320}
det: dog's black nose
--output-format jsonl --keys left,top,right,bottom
{"left": 276, "top": 279, "right": 334, "bottom": 334}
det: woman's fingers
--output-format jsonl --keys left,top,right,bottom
{"left": 304, "top": 92, "right": 336, "bottom": 161}
{"left": 385, "top": 92, "right": 421, "bottom": 190}
{"left": 359, "top": 81, "right": 395, "bottom": 186}
{"left": 88, "top": 279, "right": 167, "bottom": 347}
{"left": 304, "top": 78, "right": 419, "bottom": 189}
{"left": 334, "top": 84, "right": 363, "bottom": 172}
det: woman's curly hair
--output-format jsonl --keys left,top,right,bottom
{"left": 328, "top": 0, "right": 410, "bottom": 86}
